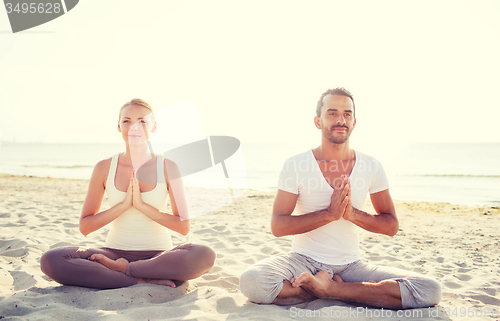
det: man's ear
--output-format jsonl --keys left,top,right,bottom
{"left": 353, "top": 118, "right": 356, "bottom": 128}
{"left": 314, "top": 116, "right": 321, "bottom": 129}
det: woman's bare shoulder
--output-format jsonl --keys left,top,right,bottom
{"left": 91, "top": 157, "right": 113, "bottom": 182}
{"left": 162, "top": 156, "right": 181, "bottom": 181}
{"left": 96, "top": 157, "right": 112, "bottom": 170}
{"left": 163, "top": 156, "right": 178, "bottom": 167}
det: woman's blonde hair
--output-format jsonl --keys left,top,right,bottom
{"left": 119, "top": 98, "right": 155, "bottom": 119}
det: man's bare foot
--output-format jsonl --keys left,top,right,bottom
{"left": 291, "top": 270, "right": 339, "bottom": 298}
{"left": 89, "top": 254, "right": 128, "bottom": 273}
{"left": 332, "top": 274, "right": 344, "bottom": 283}
{"left": 138, "top": 278, "right": 176, "bottom": 288}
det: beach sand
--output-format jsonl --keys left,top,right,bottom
{"left": 0, "top": 174, "right": 499, "bottom": 320}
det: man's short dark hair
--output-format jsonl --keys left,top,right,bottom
{"left": 316, "top": 87, "right": 355, "bottom": 117}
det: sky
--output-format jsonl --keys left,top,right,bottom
{"left": 0, "top": 0, "right": 499, "bottom": 152}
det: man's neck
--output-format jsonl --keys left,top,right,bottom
{"left": 314, "top": 139, "right": 353, "bottom": 162}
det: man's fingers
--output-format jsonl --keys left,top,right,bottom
{"left": 340, "top": 183, "right": 349, "bottom": 199}
{"left": 346, "top": 195, "right": 352, "bottom": 211}
{"left": 342, "top": 194, "right": 349, "bottom": 208}
{"left": 333, "top": 174, "right": 345, "bottom": 190}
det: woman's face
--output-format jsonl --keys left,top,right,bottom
{"left": 118, "top": 104, "right": 156, "bottom": 145}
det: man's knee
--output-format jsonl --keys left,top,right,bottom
{"left": 239, "top": 267, "right": 276, "bottom": 304}
{"left": 400, "top": 276, "right": 442, "bottom": 308}
{"left": 422, "top": 277, "right": 442, "bottom": 307}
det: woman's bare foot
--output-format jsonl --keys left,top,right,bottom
{"left": 89, "top": 254, "right": 129, "bottom": 273}
{"left": 138, "top": 278, "right": 176, "bottom": 288}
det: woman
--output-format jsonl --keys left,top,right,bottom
{"left": 40, "top": 99, "right": 216, "bottom": 289}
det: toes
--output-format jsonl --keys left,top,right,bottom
{"left": 332, "top": 274, "right": 344, "bottom": 283}
{"left": 116, "top": 258, "right": 129, "bottom": 264}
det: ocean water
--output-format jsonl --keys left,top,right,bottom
{"left": 0, "top": 141, "right": 499, "bottom": 206}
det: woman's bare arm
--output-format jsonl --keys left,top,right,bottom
{"left": 79, "top": 159, "right": 132, "bottom": 236}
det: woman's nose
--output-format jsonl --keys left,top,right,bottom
{"left": 130, "top": 121, "right": 140, "bottom": 130}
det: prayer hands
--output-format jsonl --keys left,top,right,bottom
{"left": 121, "top": 171, "right": 144, "bottom": 210}
{"left": 131, "top": 171, "right": 144, "bottom": 208}
{"left": 337, "top": 175, "right": 356, "bottom": 222}
{"left": 325, "top": 174, "right": 351, "bottom": 221}
{"left": 122, "top": 175, "right": 133, "bottom": 210}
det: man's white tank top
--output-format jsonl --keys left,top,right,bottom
{"left": 103, "top": 154, "right": 173, "bottom": 251}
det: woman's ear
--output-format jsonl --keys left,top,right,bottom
{"left": 151, "top": 121, "right": 157, "bottom": 133}
{"left": 117, "top": 123, "right": 122, "bottom": 132}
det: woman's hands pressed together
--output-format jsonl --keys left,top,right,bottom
{"left": 131, "top": 171, "right": 145, "bottom": 208}
{"left": 122, "top": 174, "right": 134, "bottom": 210}
{"left": 121, "top": 171, "right": 144, "bottom": 210}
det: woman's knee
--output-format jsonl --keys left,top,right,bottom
{"left": 40, "top": 248, "right": 64, "bottom": 280}
{"left": 193, "top": 244, "right": 216, "bottom": 272}
{"left": 181, "top": 243, "right": 216, "bottom": 274}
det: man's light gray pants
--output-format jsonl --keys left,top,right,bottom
{"left": 239, "top": 252, "right": 441, "bottom": 309}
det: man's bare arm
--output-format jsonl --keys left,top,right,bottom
{"left": 271, "top": 175, "right": 351, "bottom": 237}
{"left": 343, "top": 187, "right": 398, "bottom": 236}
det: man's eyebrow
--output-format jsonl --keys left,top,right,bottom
{"left": 326, "top": 108, "right": 353, "bottom": 113}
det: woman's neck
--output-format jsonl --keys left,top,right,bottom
{"left": 124, "top": 143, "right": 153, "bottom": 172}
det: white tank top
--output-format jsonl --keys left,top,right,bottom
{"left": 103, "top": 154, "right": 173, "bottom": 251}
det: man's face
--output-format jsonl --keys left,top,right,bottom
{"left": 314, "top": 94, "right": 356, "bottom": 144}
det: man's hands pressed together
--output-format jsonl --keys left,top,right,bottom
{"left": 324, "top": 174, "right": 356, "bottom": 223}
{"left": 326, "top": 174, "right": 398, "bottom": 236}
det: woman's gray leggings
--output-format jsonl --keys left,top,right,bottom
{"left": 40, "top": 243, "right": 216, "bottom": 289}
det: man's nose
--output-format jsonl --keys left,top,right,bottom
{"left": 336, "top": 114, "right": 346, "bottom": 125}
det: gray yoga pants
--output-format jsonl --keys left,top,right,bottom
{"left": 40, "top": 243, "right": 216, "bottom": 289}
{"left": 240, "top": 252, "right": 441, "bottom": 309}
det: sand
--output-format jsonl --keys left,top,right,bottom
{"left": 0, "top": 174, "right": 499, "bottom": 320}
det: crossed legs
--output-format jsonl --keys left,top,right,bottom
{"left": 240, "top": 252, "right": 441, "bottom": 309}
{"left": 88, "top": 253, "right": 176, "bottom": 287}
{"left": 291, "top": 270, "right": 402, "bottom": 309}
{"left": 41, "top": 243, "right": 216, "bottom": 289}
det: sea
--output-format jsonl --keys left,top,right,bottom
{"left": 0, "top": 141, "right": 499, "bottom": 206}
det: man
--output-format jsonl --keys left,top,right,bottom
{"left": 239, "top": 87, "right": 441, "bottom": 309}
